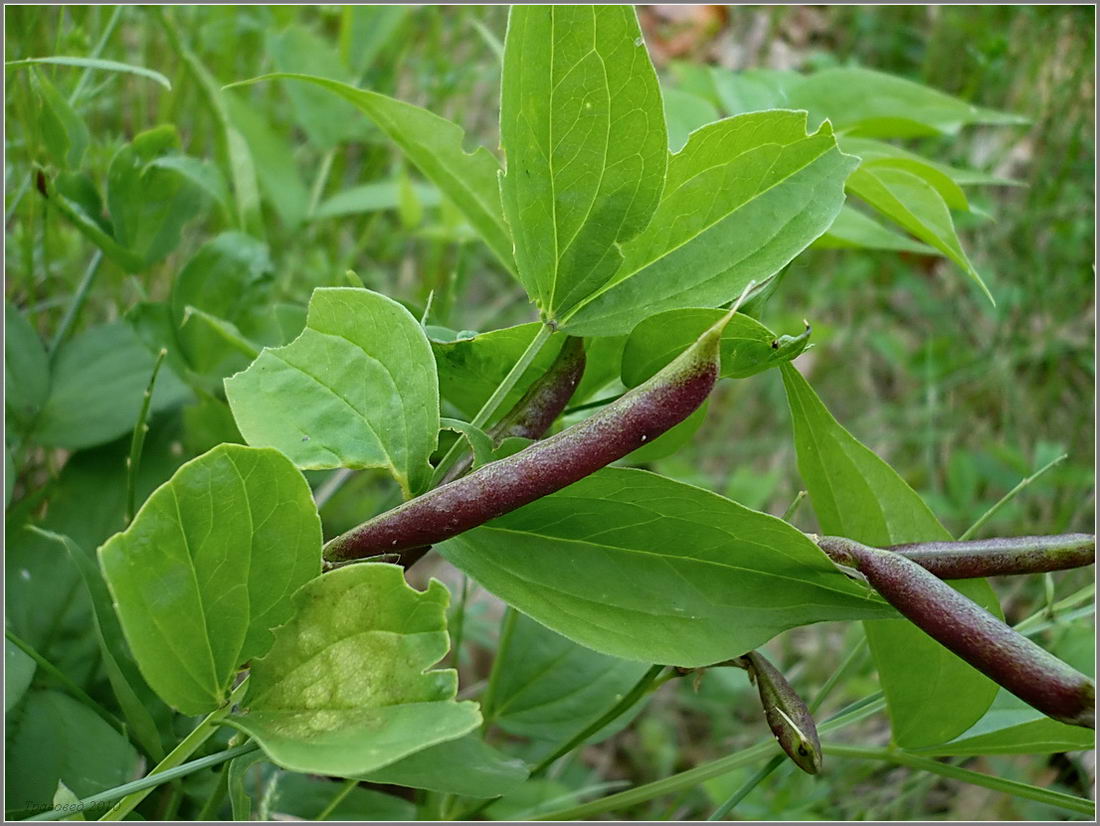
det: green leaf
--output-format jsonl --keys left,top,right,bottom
{"left": 432, "top": 323, "right": 567, "bottom": 421}
{"left": 32, "top": 528, "right": 165, "bottom": 760}
{"left": 815, "top": 205, "right": 938, "bottom": 254}
{"left": 565, "top": 112, "right": 858, "bottom": 335}
{"left": 4, "top": 304, "right": 50, "bottom": 435}
{"left": 227, "top": 751, "right": 269, "bottom": 821}
{"left": 440, "top": 418, "right": 495, "bottom": 468}
{"left": 780, "top": 364, "right": 1001, "bottom": 749}
{"left": 362, "top": 734, "right": 528, "bottom": 798}
{"left": 314, "top": 180, "right": 441, "bottom": 220}
{"left": 266, "top": 770, "right": 415, "bottom": 821}
{"left": 105, "top": 125, "right": 206, "bottom": 270}
{"left": 228, "top": 73, "right": 515, "bottom": 273}
{"left": 708, "top": 67, "right": 797, "bottom": 115}
{"left": 839, "top": 136, "right": 1020, "bottom": 189}
{"left": 847, "top": 164, "right": 994, "bottom": 304}
{"left": 492, "top": 611, "right": 650, "bottom": 743}
{"left": 169, "top": 232, "right": 273, "bottom": 376}
{"left": 6, "top": 56, "right": 172, "bottom": 90}
{"left": 148, "top": 154, "right": 232, "bottom": 218}
{"left": 230, "top": 564, "right": 481, "bottom": 776}
{"left": 787, "top": 66, "right": 1027, "bottom": 138}
{"left": 5, "top": 690, "right": 140, "bottom": 806}
{"left": 33, "top": 321, "right": 190, "bottom": 451}
{"left": 500, "top": 6, "right": 667, "bottom": 321}
{"left": 5, "top": 638, "right": 35, "bottom": 712}
{"left": 225, "top": 92, "right": 310, "bottom": 230}
{"left": 621, "top": 308, "right": 811, "bottom": 388}
{"left": 225, "top": 287, "right": 439, "bottom": 496}
{"left": 4, "top": 444, "right": 14, "bottom": 508}
{"left": 663, "top": 87, "right": 720, "bottom": 152}
{"left": 266, "top": 26, "right": 366, "bottom": 150}
{"left": 39, "top": 170, "right": 142, "bottom": 271}
{"left": 98, "top": 444, "right": 322, "bottom": 715}
{"left": 439, "top": 467, "right": 891, "bottom": 666}
{"left": 31, "top": 68, "right": 89, "bottom": 168}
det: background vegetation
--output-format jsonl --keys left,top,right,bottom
{"left": 6, "top": 5, "right": 1094, "bottom": 820}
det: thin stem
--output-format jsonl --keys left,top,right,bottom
{"left": 479, "top": 607, "right": 516, "bottom": 733}
{"left": 531, "top": 694, "right": 887, "bottom": 821}
{"left": 48, "top": 249, "right": 103, "bottom": 358}
{"left": 5, "top": 629, "right": 125, "bottom": 735}
{"left": 531, "top": 664, "right": 666, "bottom": 778}
{"left": 960, "top": 453, "right": 1067, "bottom": 540}
{"left": 822, "top": 743, "right": 1094, "bottom": 816}
{"left": 564, "top": 393, "right": 623, "bottom": 417}
{"left": 24, "top": 742, "right": 258, "bottom": 822}
{"left": 449, "top": 576, "right": 469, "bottom": 670}
{"left": 808, "top": 637, "right": 868, "bottom": 715}
{"left": 706, "top": 754, "right": 784, "bottom": 821}
{"left": 69, "top": 5, "right": 124, "bottom": 103}
{"left": 781, "top": 490, "right": 807, "bottom": 522}
{"left": 97, "top": 678, "right": 251, "bottom": 820}
{"left": 314, "top": 778, "right": 357, "bottom": 820}
{"left": 1014, "top": 583, "right": 1095, "bottom": 633}
{"left": 429, "top": 323, "right": 555, "bottom": 487}
{"left": 307, "top": 148, "right": 337, "bottom": 218}
{"left": 126, "top": 348, "right": 166, "bottom": 525}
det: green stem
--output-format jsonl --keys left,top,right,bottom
{"left": 822, "top": 743, "right": 1095, "bottom": 816}
{"left": 315, "top": 778, "right": 357, "bottom": 820}
{"left": 306, "top": 148, "right": 337, "bottom": 218}
{"left": 531, "top": 664, "right": 666, "bottom": 778}
{"left": 808, "top": 637, "right": 868, "bottom": 715}
{"left": 479, "top": 607, "right": 517, "bottom": 732}
{"left": 48, "top": 249, "right": 103, "bottom": 358}
{"left": 449, "top": 576, "right": 469, "bottom": 670}
{"left": 960, "top": 453, "right": 1066, "bottom": 540}
{"left": 707, "top": 754, "right": 784, "bottom": 821}
{"left": 126, "top": 348, "right": 166, "bottom": 525}
{"left": 23, "top": 742, "right": 258, "bottom": 822}
{"left": 533, "top": 694, "right": 886, "bottom": 820}
{"left": 69, "top": 5, "right": 124, "bottom": 103}
{"left": 97, "top": 678, "right": 251, "bottom": 820}
{"left": 428, "top": 323, "right": 555, "bottom": 487}
{"left": 5, "top": 629, "right": 125, "bottom": 735}
{"left": 563, "top": 393, "right": 623, "bottom": 417}
{"left": 1014, "top": 583, "right": 1095, "bottom": 634}
{"left": 781, "top": 490, "right": 807, "bottom": 522}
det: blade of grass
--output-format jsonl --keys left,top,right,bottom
{"left": 960, "top": 453, "right": 1067, "bottom": 540}
{"left": 707, "top": 755, "right": 785, "bottom": 821}
{"left": 822, "top": 743, "right": 1095, "bottom": 816}
{"left": 126, "top": 348, "right": 166, "bottom": 525}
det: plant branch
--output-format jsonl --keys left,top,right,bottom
{"left": 960, "top": 453, "right": 1067, "bottom": 540}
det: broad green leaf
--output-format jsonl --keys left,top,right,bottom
{"left": 227, "top": 751, "right": 270, "bottom": 821}
{"left": 225, "top": 92, "right": 310, "bottom": 229}
{"left": 862, "top": 157, "right": 969, "bottom": 212}
{"left": 52, "top": 780, "right": 84, "bottom": 821}
{"left": 4, "top": 304, "right": 50, "bottom": 435}
{"left": 225, "top": 287, "right": 439, "bottom": 495}
{"left": 315, "top": 180, "right": 441, "bottom": 220}
{"left": 33, "top": 321, "right": 190, "bottom": 451}
{"left": 847, "top": 164, "right": 994, "bottom": 304}
{"left": 98, "top": 444, "right": 322, "bottom": 715}
{"left": 148, "top": 155, "right": 231, "bottom": 218}
{"left": 815, "top": 204, "right": 938, "bottom": 254}
{"left": 266, "top": 770, "right": 415, "bottom": 821}
{"left": 780, "top": 364, "right": 1001, "bottom": 749}
{"left": 105, "top": 125, "right": 206, "bottom": 270}
{"left": 340, "top": 6, "right": 409, "bottom": 77}
{"left": 266, "top": 26, "right": 367, "bottom": 150}
{"left": 439, "top": 467, "right": 892, "bottom": 666}
{"left": 228, "top": 73, "right": 515, "bottom": 272}
{"left": 170, "top": 232, "right": 273, "bottom": 376}
{"left": 709, "top": 67, "right": 798, "bottom": 115}
{"left": 787, "top": 66, "right": 1027, "bottom": 138}
{"left": 32, "top": 528, "right": 165, "bottom": 760}
{"left": 432, "top": 323, "right": 567, "bottom": 421}
{"left": 492, "top": 611, "right": 650, "bottom": 743}
{"left": 5, "top": 690, "right": 140, "bottom": 808}
{"left": 440, "top": 418, "right": 496, "bottom": 468}
{"left": 573, "top": 334, "right": 628, "bottom": 405}
{"left": 31, "top": 68, "right": 89, "bottom": 168}
{"left": 663, "top": 87, "right": 719, "bottom": 153}
{"left": 6, "top": 56, "right": 172, "bottom": 90}
{"left": 621, "top": 308, "right": 812, "bottom": 388}
{"left": 839, "top": 136, "right": 1020, "bottom": 189}
{"left": 230, "top": 564, "right": 481, "bottom": 776}
{"left": 565, "top": 112, "right": 858, "bottom": 335}
{"left": 362, "top": 734, "right": 528, "bottom": 797}
{"left": 500, "top": 6, "right": 667, "bottom": 321}
{"left": 5, "top": 639, "right": 35, "bottom": 712}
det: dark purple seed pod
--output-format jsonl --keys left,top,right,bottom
{"left": 886, "top": 534, "right": 1095, "bottom": 579}
{"left": 436, "top": 335, "right": 587, "bottom": 489}
{"left": 818, "top": 536, "right": 1095, "bottom": 729}
{"left": 737, "top": 651, "right": 822, "bottom": 775}
{"left": 324, "top": 310, "right": 733, "bottom": 563}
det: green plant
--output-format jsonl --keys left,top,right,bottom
{"left": 5, "top": 5, "right": 1094, "bottom": 822}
